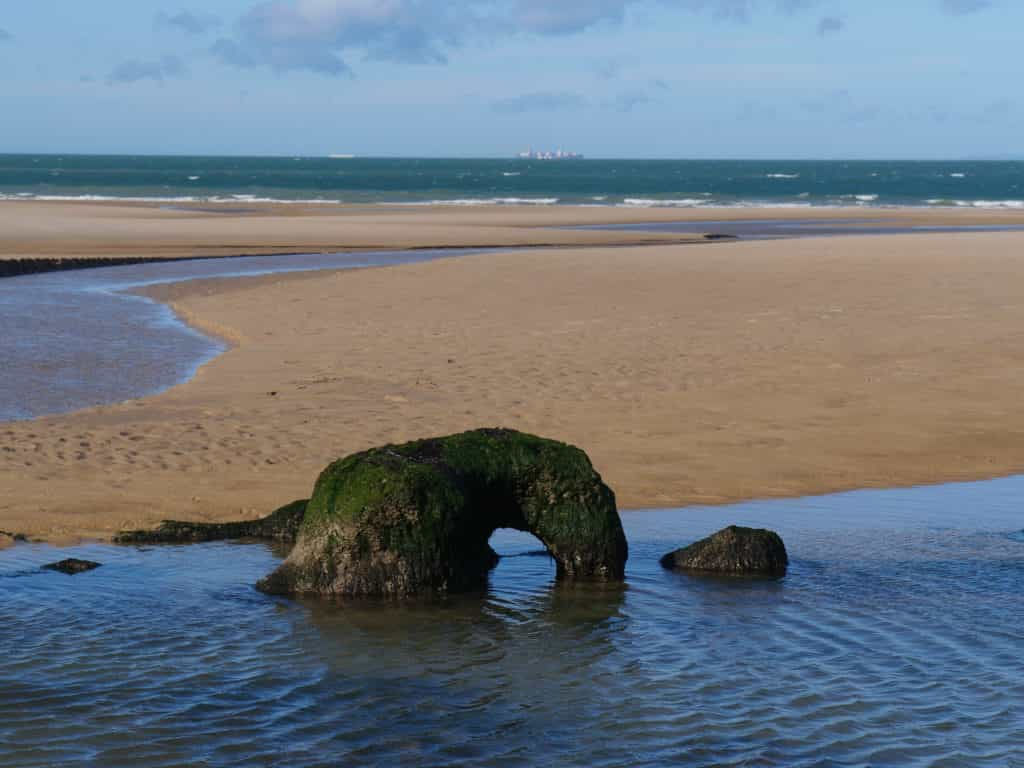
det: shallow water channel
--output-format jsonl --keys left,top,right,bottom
{"left": 2, "top": 477, "right": 1023, "bottom": 767}
{"left": 5, "top": 222, "right": 1023, "bottom": 421}
{"left": 0, "top": 248, "right": 490, "bottom": 421}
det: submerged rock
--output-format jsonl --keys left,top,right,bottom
{"left": 43, "top": 558, "right": 102, "bottom": 575}
{"left": 257, "top": 428, "right": 628, "bottom": 598}
{"left": 660, "top": 525, "right": 788, "bottom": 577}
{"left": 115, "top": 500, "right": 307, "bottom": 544}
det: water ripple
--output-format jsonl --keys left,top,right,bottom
{"left": 3, "top": 480, "right": 1024, "bottom": 765}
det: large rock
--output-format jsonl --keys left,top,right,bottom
{"left": 660, "top": 525, "right": 788, "bottom": 576}
{"left": 257, "top": 429, "right": 628, "bottom": 598}
{"left": 115, "top": 500, "right": 307, "bottom": 544}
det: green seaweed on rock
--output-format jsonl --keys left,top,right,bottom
{"left": 257, "top": 429, "right": 628, "bottom": 598}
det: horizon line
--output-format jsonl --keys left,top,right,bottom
{"left": 1, "top": 151, "right": 1021, "bottom": 163}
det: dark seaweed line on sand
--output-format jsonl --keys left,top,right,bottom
{"left": 0, "top": 253, "right": 305, "bottom": 279}
{"left": 0, "top": 236, "right": 729, "bottom": 280}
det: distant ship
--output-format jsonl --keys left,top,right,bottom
{"left": 328, "top": 154, "right": 356, "bottom": 159}
{"left": 517, "top": 148, "right": 583, "bottom": 160}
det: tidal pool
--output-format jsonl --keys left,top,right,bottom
{"left": 2, "top": 476, "right": 1023, "bottom": 767}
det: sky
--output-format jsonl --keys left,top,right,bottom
{"left": 0, "top": 0, "right": 1020, "bottom": 158}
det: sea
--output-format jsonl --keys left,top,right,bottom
{"left": 1, "top": 154, "right": 1023, "bottom": 209}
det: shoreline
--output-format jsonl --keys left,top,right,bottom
{"left": 4, "top": 202, "right": 1024, "bottom": 544}
{"left": 3, "top": 199, "right": 1024, "bottom": 278}
{"left": 7, "top": 194, "right": 1024, "bottom": 209}
{"left": 4, "top": 199, "right": 1024, "bottom": 260}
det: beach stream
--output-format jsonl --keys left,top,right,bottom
{"left": 6, "top": 220, "right": 1024, "bottom": 422}
{"left": 0, "top": 248, "right": 490, "bottom": 421}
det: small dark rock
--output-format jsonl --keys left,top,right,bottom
{"left": 660, "top": 525, "right": 788, "bottom": 577}
{"left": 43, "top": 558, "right": 102, "bottom": 575}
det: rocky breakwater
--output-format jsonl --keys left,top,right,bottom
{"left": 257, "top": 429, "right": 629, "bottom": 598}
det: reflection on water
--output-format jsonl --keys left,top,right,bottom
{"left": 2, "top": 477, "right": 1024, "bottom": 766}
{"left": 0, "top": 248, "right": 489, "bottom": 421}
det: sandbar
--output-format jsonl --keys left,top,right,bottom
{"left": 3, "top": 201, "right": 1024, "bottom": 541}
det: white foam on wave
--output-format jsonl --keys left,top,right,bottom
{"left": 0, "top": 193, "right": 346, "bottom": 205}
{"left": 766, "top": 173, "right": 800, "bottom": 179}
{"left": 949, "top": 172, "right": 967, "bottom": 178}
{"left": 620, "top": 198, "right": 709, "bottom": 208}
{"left": 959, "top": 199, "right": 1024, "bottom": 209}
{"left": 925, "top": 198, "right": 1024, "bottom": 209}
{"left": 727, "top": 201, "right": 815, "bottom": 209}
{"left": 188, "top": 176, "right": 201, "bottom": 181}
{"left": 833, "top": 194, "right": 880, "bottom": 204}
{"left": 5, "top": 191, "right": 1016, "bottom": 210}
{"left": 391, "top": 197, "right": 560, "bottom": 206}
{"left": 620, "top": 198, "right": 824, "bottom": 209}
{"left": 502, "top": 172, "right": 521, "bottom": 177}
{"left": 208, "top": 195, "right": 342, "bottom": 205}
{"left": 4, "top": 193, "right": 203, "bottom": 203}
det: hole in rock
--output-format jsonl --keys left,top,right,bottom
{"left": 487, "top": 529, "right": 554, "bottom": 585}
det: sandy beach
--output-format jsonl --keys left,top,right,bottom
{"left": 4, "top": 200, "right": 1024, "bottom": 542}
{"left": 3, "top": 198, "right": 1024, "bottom": 263}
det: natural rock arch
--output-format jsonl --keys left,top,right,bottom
{"left": 257, "top": 429, "right": 628, "bottom": 598}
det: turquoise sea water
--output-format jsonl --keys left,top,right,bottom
{"left": 2, "top": 155, "right": 1023, "bottom": 208}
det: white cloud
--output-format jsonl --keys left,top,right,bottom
{"left": 939, "top": 0, "right": 995, "bottom": 13}
{"left": 207, "top": 0, "right": 980, "bottom": 77}
{"left": 492, "top": 91, "right": 589, "bottom": 113}
{"left": 816, "top": 15, "right": 844, "bottom": 35}
{"left": 107, "top": 55, "right": 187, "bottom": 84}
{"left": 156, "top": 10, "right": 222, "bottom": 35}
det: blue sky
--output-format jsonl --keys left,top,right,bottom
{"left": 0, "top": 0, "right": 1020, "bottom": 158}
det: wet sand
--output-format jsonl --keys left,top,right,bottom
{"left": 3, "top": 199, "right": 1024, "bottom": 265}
{"left": 4, "top": 200, "right": 1024, "bottom": 540}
